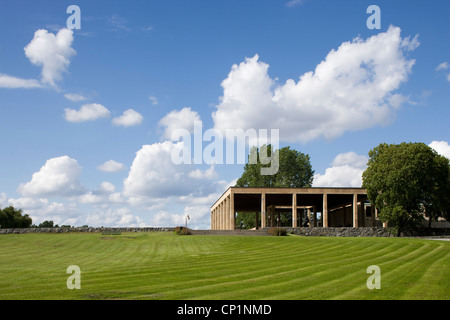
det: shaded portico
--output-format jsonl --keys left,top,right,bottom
{"left": 210, "top": 187, "right": 378, "bottom": 230}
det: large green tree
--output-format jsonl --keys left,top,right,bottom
{"left": 0, "top": 206, "right": 32, "bottom": 228}
{"left": 235, "top": 145, "right": 314, "bottom": 188}
{"left": 235, "top": 145, "right": 314, "bottom": 229}
{"left": 362, "top": 142, "right": 450, "bottom": 235}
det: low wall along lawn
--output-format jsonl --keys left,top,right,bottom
{"left": 0, "top": 227, "right": 174, "bottom": 234}
{"left": 1, "top": 226, "right": 449, "bottom": 237}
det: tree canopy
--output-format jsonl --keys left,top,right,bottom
{"left": 0, "top": 206, "right": 32, "bottom": 228}
{"left": 235, "top": 145, "right": 314, "bottom": 229}
{"left": 235, "top": 145, "right": 314, "bottom": 188}
{"left": 362, "top": 142, "right": 450, "bottom": 235}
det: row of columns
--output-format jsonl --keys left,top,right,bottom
{"left": 211, "top": 192, "right": 364, "bottom": 230}
{"left": 211, "top": 193, "right": 235, "bottom": 230}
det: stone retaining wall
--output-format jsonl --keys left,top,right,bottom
{"left": 282, "top": 227, "right": 394, "bottom": 237}
{"left": 2, "top": 226, "right": 449, "bottom": 237}
{"left": 0, "top": 227, "right": 174, "bottom": 234}
{"left": 280, "top": 227, "right": 450, "bottom": 237}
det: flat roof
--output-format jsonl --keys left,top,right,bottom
{"left": 211, "top": 186, "right": 367, "bottom": 209}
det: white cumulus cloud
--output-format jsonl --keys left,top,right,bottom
{"left": 85, "top": 207, "right": 145, "bottom": 227}
{"left": 0, "top": 192, "right": 8, "bottom": 208}
{"left": 429, "top": 141, "right": 450, "bottom": 159}
{"left": 112, "top": 109, "right": 144, "bottom": 127}
{"left": 18, "top": 156, "right": 86, "bottom": 197}
{"left": 64, "top": 103, "right": 111, "bottom": 122}
{"left": 0, "top": 74, "right": 42, "bottom": 89}
{"left": 313, "top": 152, "right": 368, "bottom": 187}
{"left": 8, "top": 197, "right": 79, "bottom": 226}
{"left": 213, "top": 26, "right": 418, "bottom": 143}
{"left": 158, "top": 107, "right": 201, "bottom": 139}
{"left": 98, "top": 160, "right": 126, "bottom": 172}
{"left": 123, "top": 141, "right": 218, "bottom": 201}
{"left": 24, "top": 28, "right": 76, "bottom": 87}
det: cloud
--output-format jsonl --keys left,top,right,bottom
{"left": 435, "top": 62, "right": 449, "bottom": 71}
{"left": 145, "top": 203, "right": 213, "bottom": 229}
{"left": 64, "top": 103, "right": 111, "bottom": 122}
{"left": 434, "top": 61, "right": 450, "bottom": 81}
{"left": 331, "top": 152, "right": 368, "bottom": 168}
{"left": 429, "top": 141, "right": 450, "bottom": 159}
{"left": 24, "top": 28, "right": 76, "bottom": 87}
{"left": 18, "top": 156, "right": 86, "bottom": 197}
{"left": 286, "top": 0, "right": 304, "bottom": 7}
{"left": 85, "top": 207, "right": 145, "bottom": 227}
{"left": 98, "top": 160, "right": 126, "bottom": 172}
{"left": 8, "top": 197, "right": 79, "bottom": 225}
{"left": 112, "top": 109, "right": 144, "bottom": 127}
{"left": 188, "top": 166, "right": 218, "bottom": 180}
{"left": 105, "top": 14, "right": 132, "bottom": 32}
{"left": 123, "top": 141, "right": 218, "bottom": 201}
{"left": 149, "top": 95, "right": 158, "bottom": 105}
{"left": 78, "top": 181, "right": 123, "bottom": 205}
{"left": 313, "top": 152, "right": 368, "bottom": 187}
{"left": 158, "top": 107, "right": 201, "bottom": 139}
{"left": 64, "top": 93, "right": 87, "bottom": 101}
{"left": 212, "top": 26, "right": 418, "bottom": 143}
{"left": 0, "top": 74, "right": 42, "bottom": 89}
{"left": 0, "top": 192, "right": 8, "bottom": 208}
{"left": 98, "top": 181, "right": 115, "bottom": 194}
{"left": 148, "top": 210, "right": 184, "bottom": 227}
{"left": 435, "top": 61, "right": 450, "bottom": 82}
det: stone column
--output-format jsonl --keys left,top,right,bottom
{"left": 261, "top": 193, "right": 266, "bottom": 228}
{"left": 220, "top": 203, "right": 223, "bottom": 230}
{"left": 216, "top": 206, "right": 219, "bottom": 230}
{"left": 225, "top": 197, "right": 230, "bottom": 230}
{"left": 323, "top": 193, "right": 328, "bottom": 228}
{"left": 222, "top": 202, "right": 225, "bottom": 230}
{"left": 353, "top": 193, "right": 358, "bottom": 227}
{"left": 307, "top": 208, "right": 311, "bottom": 227}
{"left": 292, "top": 193, "right": 297, "bottom": 228}
{"left": 230, "top": 192, "right": 235, "bottom": 230}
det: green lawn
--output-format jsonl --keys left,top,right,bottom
{"left": 0, "top": 232, "right": 448, "bottom": 300}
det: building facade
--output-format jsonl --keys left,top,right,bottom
{"left": 210, "top": 187, "right": 380, "bottom": 230}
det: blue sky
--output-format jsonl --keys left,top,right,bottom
{"left": 0, "top": 0, "right": 449, "bottom": 228}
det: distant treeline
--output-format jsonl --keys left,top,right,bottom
{"left": 0, "top": 206, "right": 87, "bottom": 228}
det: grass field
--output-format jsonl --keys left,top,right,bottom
{"left": 0, "top": 232, "right": 449, "bottom": 300}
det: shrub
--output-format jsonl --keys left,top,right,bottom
{"left": 174, "top": 226, "right": 191, "bottom": 235}
{"left": 268, "top": 227, "right": 287, "bottom": 236}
